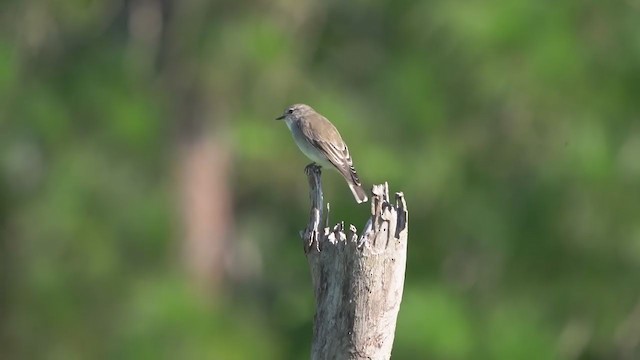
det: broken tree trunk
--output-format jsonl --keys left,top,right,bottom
{"left": 301, "top": 165, "right": 409, "bottom": 360}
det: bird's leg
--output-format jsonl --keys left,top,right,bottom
{"left": 304, "top": 162, "right": 321, "bottom": 175}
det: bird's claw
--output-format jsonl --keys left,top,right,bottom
{"left": 304, "top": 163, "right": 321, "bottom": 176}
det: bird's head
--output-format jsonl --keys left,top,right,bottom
{"left": 276, "top": 103, "right": 314, "bottom": 121}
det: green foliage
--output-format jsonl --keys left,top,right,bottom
{"left": 2, "top": 0, "right": 639, "bottom": 359}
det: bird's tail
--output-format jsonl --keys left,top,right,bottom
{"left": 348, "top": 181, "right": 368, "bottom": 203}
{"left": 345, "top": 164, "right": 368, "bottom": 203}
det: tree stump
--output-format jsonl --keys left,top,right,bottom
{"left": 302, "top": 165, "right": 409, "bottom": 360}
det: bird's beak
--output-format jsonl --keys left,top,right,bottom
{"left": 275, "top": 114, "right": 285, "bottom": 120}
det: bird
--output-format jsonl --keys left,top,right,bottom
{"left": 276, "top": 103, "right": 368, "bottom": 203}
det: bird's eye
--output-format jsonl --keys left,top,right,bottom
{"left": 287, "top": 109, "right": 293, "bottom": 114}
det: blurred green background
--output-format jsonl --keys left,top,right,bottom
{"left": 1, "top": 0, "right": 640, "bottom": 359}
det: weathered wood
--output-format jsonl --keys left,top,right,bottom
{"left": 302, "top": 165, "right": 409, "bottom": 360}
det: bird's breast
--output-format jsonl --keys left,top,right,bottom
{"left": 286, "top": 119, "right": 332, "bottom": 168}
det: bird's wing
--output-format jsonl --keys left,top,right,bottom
{"left": 314, "top": 139, "right": 363, "bottom": 187}
{"left": 300, "top": 115, "right": 362, "bottom": 187}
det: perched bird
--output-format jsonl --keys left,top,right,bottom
{"left": 276, "top": 103, "right": 368, "bottom": 203}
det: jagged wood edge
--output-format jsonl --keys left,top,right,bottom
{"left": 300, "top": 164, "right": 409, "bottom": 360}
{"left": 301, "top": 165, "right": 407, "bottom": 251}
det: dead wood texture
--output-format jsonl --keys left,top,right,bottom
{"left": 301, "top": 164, "right": 409, "bottom": 360}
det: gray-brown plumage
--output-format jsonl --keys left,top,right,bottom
{"left": 276, "top": 104, "right": 368, "bottom": 203}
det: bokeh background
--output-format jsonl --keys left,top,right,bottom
{"left": 1, "top": 0, "right": 640, "bottom": 359}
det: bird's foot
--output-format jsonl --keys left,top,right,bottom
{"left": 304, "top": 163, "right": 321, "bottom": 176}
